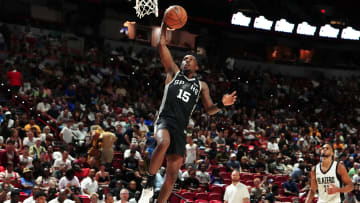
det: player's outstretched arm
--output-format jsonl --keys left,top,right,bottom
{"left": 158, "top": 20, "right": 179, "bottom": 75}
{"left": 305, "top": 167, "right": 317, "bottom": 203}
{"left": 328, "top": 163, "right": 354, "bottom": 194}
{"left": 200, "top": 81, "right": 236, "bottom": 115}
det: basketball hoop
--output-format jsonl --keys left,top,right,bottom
{"left": 134, "top": 0, "right": 158, "bottom": 19}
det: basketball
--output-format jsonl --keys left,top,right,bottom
{"left": 164, "top": 5, "right": 187, "bottom": 30}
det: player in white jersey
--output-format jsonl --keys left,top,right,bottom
{"left": 306, "top": 143, "right": 353, "bottom": 203}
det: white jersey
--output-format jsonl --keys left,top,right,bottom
{"left": 315, "top": 161, "right": 342, "bottom": 203}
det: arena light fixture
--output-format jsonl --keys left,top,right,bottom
{"left": 275, "top": 19, "right": 295, "bottom": 33}
{"left": 319, "top": 24, "right": 339, "bottom": 38}
{"left": 341, "top": 26, "right": 360, "bottom": 40}
{"left": 231, "top": 12, "right": 251, "bottom": 27}
{"left": 296, "top": 21, "right": 317, "bottom": 36}
{"left": 254, "top": 16, "right": 273, "bottom": 30}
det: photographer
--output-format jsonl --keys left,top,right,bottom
{"left": 48, "top": 187, "right": 81, "bottom": 203}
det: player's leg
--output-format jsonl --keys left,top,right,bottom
{"left": 157, "top": 154, "right": 183, "bottom": 203}
{"left": 149, "top": 129, "right": 171, "bottom": 175}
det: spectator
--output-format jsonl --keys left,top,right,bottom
{"left": 210, "top": 168, "right": 224, "bottom": 185}
{"left": 89, "top": 193, "right": 99, "bottom": 203}
{"left": 224, "top": 170, "right": 250, "bottom": 203}
{"left": 196, "top": 163, "right": 211, "bottom": 187}
{"left": 0, "top": 140, "right": 19, "bottom": 167}
{"left": 154, "top": 166, "right": 166, "bottom": 192}
{"left": 22, "top": 186, "right": 41, "bottom": 203}
{"left": 0, "top": 182, "right": 13, "bottom": 202}
{"left": 138, "top": 117, "right": 149, "bottom": 135}
{"left": 24, "top": 118, "right": 41, "bottom": 134}
{"left": 124, "top": 143, "right": 142, "bottom": 160}
{"left": 267, "top": 137, "right": 279, "bottom": 153}
{"left": 29, "top": 138, "right": 46, "bottom": 158}
{"left": 36, "top": 98, "right": 51, "bottom": 113}
{"left": 181, "top": 165, "right": 194, "bottom": 180}
{"left": 6, "top": 65, "right": 22, "bottom": 93}
{"left": 226, "top": 153, "right": 241, "bottom": 172}
{"left": 87, "top": 129, "right": 102, "bottom": 167}
{"left": 23, "top": 130, "right": 36, "bottom": 147}
{"left": 214, "top": 131, "right": 226, "bottom": 147}
{"left": 60, "top": 119, "right": 74, "bottom": 144}
{"left": 111, "top": 180, "right": 124, "bottom": 200}
{"left": 5, "top": 129, "right": 22, "bottom": 150}
{"left": 127, "top": 180, "right": 140, "bottom": 201}
{"left": 4, "top": 189, "right": 20, "bottom": 203}
{"left": 100, "top": 131, "right": 117, "bottom": 164}
{"left": 48, "top": 187, "right": 81, "bottom": 203}
{"left": 349, "top": 162, "right": 359, "bottom": 179}
{"left": 19, "top": 145, "right": 33, "bottom": 168}
{"left": 95, "top": 164, "right": 111, "bottom": 187}
{"left": 35, "top": 167, "right": 57, "bottom": 191}
{"left": 182, "top": 169, "right": 200, "bottom": 192}
{"left": 184, "top": 135, "right": 198, "bottom": 168}
{"left": 290, "top": 163, "right": 304, "bottom": 182}
{"left": 240, "top": 156, "right": 250, "bottom": 172}
{"left": 123, "top": 150, "right": 140, "bottom": 181}
{"left": 0, "top": 163, "right": 20, "bottom": 187}
{"left": 59, "top": 169, "right": 80, "bottom": 191}
{"left": 53, "top": 151, "right": 72, "bottom": 178}
{"left": 39, "top": 126, "right": 53, "bottom": 142}
{"left": 104, "top": 192, "right": 115, "bottom": 203}
{"left": 21, "top": 168, "right": 35, "bottom": 195}
{"left": 250, "top": 178, "right": 265, "bottom": 203}
{"left": 264, "top": 184, "right": 280, "bottom": 203}
{"left": 352, "top": 169, "right": 360, "bottom": 185}
{"left": 33, "top": 191, "right": 47, "bottom": 203}
{"left": 81, "top": 168, "right": 98, "bottom": 196}
{"left": 119, "top": 188, "right": 131, "bottom": 203}
{"left": 282, "top": 175, "right": 299, "bottom": 196}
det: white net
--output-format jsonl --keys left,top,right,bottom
{"left": 134, "top": 0, "right": 158, "bottom": 19}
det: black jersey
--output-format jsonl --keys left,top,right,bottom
{"left": 157, "top": 71, "right": 201, "bottom": 129}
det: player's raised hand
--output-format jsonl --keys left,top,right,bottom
{"left": 328, "top": 183, "right": 339, "bottom": 194}
{"left": 222, "top": 91, "right": 237, "bottom": 106}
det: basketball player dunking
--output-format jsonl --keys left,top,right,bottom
{"left": 306, "top": 143, "right": 354, "bottom": 203}
{"left": 139, "top": 18, "right": 237, "bottom": 203}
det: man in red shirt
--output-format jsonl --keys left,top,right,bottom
{"left": 6, "top": 65, "right": 22, "bottom": 93}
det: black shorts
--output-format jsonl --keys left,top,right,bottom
{"left": 155, "top": 118, "right": 186, "bottom": 157}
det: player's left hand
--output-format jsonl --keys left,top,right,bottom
{"left": 222, "top": 91, "right": 237, "bottom": 106}
{"left": 328, "top": 183, "right": 339, "bottom": 194}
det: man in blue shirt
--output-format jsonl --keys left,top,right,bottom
{"left": 283, "top": 175, "right": 299, "bottom": 196}
{"left": 226, "top": 153, "right": 241, "bottom": 172}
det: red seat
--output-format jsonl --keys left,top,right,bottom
{"left": 169, "top": 192, "right": 182, "bottom": 203}
{"left": 278, "top": 196, "right": 292, "bottom": 202}
{"left": 78, "top": 195, "right": 91, "bottom": 203}
{"left": 195, "top": 193, "right": 208, "bottom": 200}
{"left": 208, "top": 192, "right": 222, "bottom": 201}
{"left": 223, "top": 178, "right": 231, "bottom": 185}
{"left": 195, "top": 200, "right": 209, "bottom": 203}
{"left": 181, "top": 192, "right": 195, "bottom": 200}
{"left": 218, "top": 166, "right": 227, "bottom": 172}
{"left": 240, "top": 173, "right": 253, "bottom": 180}
{"left": 274, "top": 175, "right": 288, "bottom": 182}
{"left": 209, "top": 201, "right": 222, "bottom": 203}
{"left": 19, "top": 192, "right": 28, "bottom": 202}
{"left": 219, "top": 172, "right": 230, "bottom": 180}
{"left": 207, "top": 165, "right": 218, "bottom": 172}
{"left": 181, "top": 199, "right": 194, "bottom": 203}
{"left": 245, "top": 180, "right": 254, "bottom": 186}
{"left": 209, "top": 185, "right": 223, "bottom": 194}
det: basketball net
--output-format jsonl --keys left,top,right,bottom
{"left": 134, "top": 0, "right": 158, "bottom": 18}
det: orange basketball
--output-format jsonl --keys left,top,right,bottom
{"left": 164, "top": 5, "right": 187, "bottom": 30}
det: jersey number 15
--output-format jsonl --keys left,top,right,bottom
{"left": 177, "top": 89, "right": 191, "bottom": 103}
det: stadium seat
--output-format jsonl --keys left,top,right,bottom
{"left": 209, "top": 185, "right": 224, "bottom": 194}
{"left": 223, "top": 178, "right": 231, "bottom": 185}
{"left": 245, "top": 180, "right": 254, "bottom": 186}
{"left": 240, "top": 173, "right": 253, "bottom": 180}
{"left": 181, "top": 192, "right": 195, "bottom": 200}
{"left": 19, "top": 192, "right": 28, "bottom": 202}
{"left": 278, "top": 196, "right": 292, "bottom": 202}
{"left": 219, "top": 171, "right": 230, "bottom": 179}
{"left": 209, "top": 200, "right": 222, "bottom": 203}
{"left": 78, "top": 195, "right": 91, "bottom": 203}
{"left": 195, "top": 200, "right": 209, "bottom": 203}
{"left": 208, "top": 192, "right": 222, "bottom": 201}
{"left": 169, "top": 192, "right": 182, "bottom": 203}
{"left": 195, "top": 192, "right": 208, "bottom": 200}
{"left": 218, "top": 166, "right": 227, "bottom": 172}
{"left": 181, "top": 199, "right": 194, "bottom": 203}
{"left": 274, "top": 175, "right": 288, "bottom": 182}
